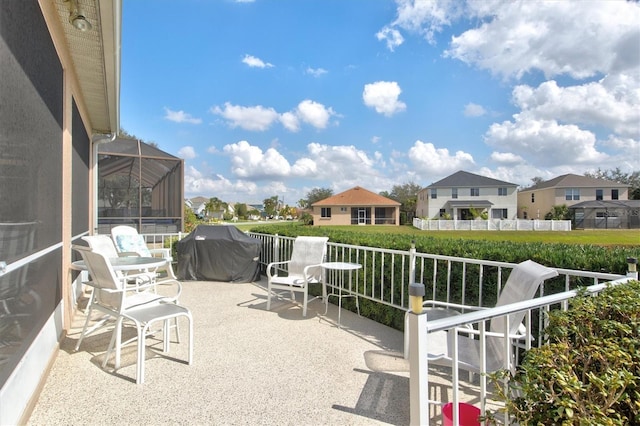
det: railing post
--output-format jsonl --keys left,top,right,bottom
{"left": 274, "top": 234, "right": 280, "bottom": 264}
{"left": 409, "top": 240, "right": 416, "bottom": 285}
{"left": 408, "top": 282, "right": 428, "bottom": 425}
{"left": 627, "top": 257, "right": 638, "bottom": 280}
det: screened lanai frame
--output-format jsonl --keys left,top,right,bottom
{"left": 97, "top": 138, "right": 184, "bottom": 234}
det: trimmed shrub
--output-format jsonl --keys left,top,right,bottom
{"left": 489, "top": 280, "right": 640, "bottom": 425}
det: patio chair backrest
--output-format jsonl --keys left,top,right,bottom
{"left": 288, "top": 236, "right": 328, "bottom": 281}
{"left": 111, "top": 225, "right": 152, "bottom": 257}
{"left": 491, "top": 259, "right": 558, "bottom": 336}
{"left": 82, "top": 235, "right": 120, "bottom": 258}
{"left": 72, "top": 245, "right": 125, "bottom": 310}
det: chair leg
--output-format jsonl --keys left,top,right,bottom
{"left": 137, "top": 323, "right": 147, "bottom": 384}
{"left": 266, "top": 281, "right": 272, "bottom": 311}
{"left": 302, "top": 288, "right": 308, "bottom": 317}
{"left": 102, "top": 316, "right": 124, "bottom": 370}
{"left": 163, "top": 319, "right": 170, "bottom": 353}
{"left": 75, "top": 297, "right": 95, "bottom": 351}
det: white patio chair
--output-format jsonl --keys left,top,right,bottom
{"left": 405, "top": 259, "right": 558, "bottom": 374}
{"left": 72, "top": 245, "right": 192, "bottom": 384}
{"left": 110, "top": 225, "right": 177, "bottom": 280}
{"left": 81, "top": 234, "right": 157, "bottom": 293}
{"left": 266, "top": 236, "right": 328, "bottom": 317}
{"left": 74, "top": 238, "right": 181, "bottom": 351}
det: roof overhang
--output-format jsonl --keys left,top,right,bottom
{"left": 45, "top": 0, "right": 121, "bottom": 134}
{"left": 446, "top": 200, "right": 494, "bottom": 208}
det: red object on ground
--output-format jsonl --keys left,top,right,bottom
{"left": 442, "top": 402, "right": 481, "bottom": 426}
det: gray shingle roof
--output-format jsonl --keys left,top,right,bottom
{"left": 426, "top": 170, "right": 517, "bottom": 188}
{"left": 522, "top": 173, "right": 629, "bottom": 192}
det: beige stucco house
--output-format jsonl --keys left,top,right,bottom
{"left": 517, "top": 174, "right": 630, "bottom": 219}
{"left": 416, "top": 171, "right": 518, "bottom": 220}
{"left": 311, "top": 186, "right": 400, "bottom": 226}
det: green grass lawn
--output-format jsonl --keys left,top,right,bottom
{"left": 236, "top": 221, "right": 639, "bottom": 247}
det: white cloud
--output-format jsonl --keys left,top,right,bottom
{"left": 445, "top": 1, "right": 640, "bottom": 79}
{"left": 279, "top": 111, "right": 300, "bottom": 132}
{"left": 211, "top": 100, "right": 336, "bottom": 132}
{"left": 178, "top": 146, "right": 197, "bottom": 159}
{"left": 223, "top": 140, "right": 291, "bottom": 178}
{"left": 463, "top": 103, "right": 486, "bottom": 117}
{"left": 183, "top": 165, "right": 258, "bottom": 199}
{"left": 212, "top": 140, "right": 393, "bottom": 195}
{"left": 408, "top": 140, "right": 475, "bottom": 174}
{"left": 376, "top": 26, "right": 404, "bottom": 51}
{"left": 164, "top": 107, "right": 202, "bottom": 124}
{"left": 295, "top": 100, "right": 335, "bottom": 129}
{"left": 210, "top": 102, "right": 279, "bottom": 131}
{"left": 363, "top": 81, "right": 407, "bottom": 117}
{"left": 389, "top": 0, "right": 463, "bottom": 44}
{"left": 242, "top": 54, "right": 274, "bottom": 68}
{"left": 484, "top": 113, "right": 608, "bottom": 166}
{"left": 305, "top": 67, "right": 328, "bottom": 77}
{"left": 490, "top": 151, "right": 523, "bottom": 165}
{"left": 512, "top": 76, "right": 640, "bottom": 138}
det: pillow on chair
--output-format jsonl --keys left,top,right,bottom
{"left": 114, "top": 234, "right": 152, "bottom": 257}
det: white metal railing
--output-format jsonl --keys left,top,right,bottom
{"left": 406, "top": 275, "right": 635, "bottom": 425}
{"left": 248, "top": 233, "right": 620, "bottom": 324}
{"left": 413, "top": 217, "right": 572, "bottom": 231}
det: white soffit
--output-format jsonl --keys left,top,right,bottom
{"left": 53, "top": 0, "right": 120, "bottom": 134}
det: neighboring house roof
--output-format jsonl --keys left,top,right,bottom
{"left": 521, "top": 173, "right": 629, "bottom": 192}
{"left": 189, "top": 196, "right": 209, "bottom": 205}
{"left": 426, "top": 170, "right": 517, "bottom": 188}
{"left": 312, "top": 186, "right": 401, "bottom": 206}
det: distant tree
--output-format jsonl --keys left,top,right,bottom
{"left": 545, "top": 204, "right": 572, "bottom": 220}
{"left": 119, "top": 127, "right": 158, "bottom": 147}
{"left": 521, "top": 176, "right": 546, "bottom": 189}
{"left": 183, "top": 203, "right": 199, "bottom": 232}
{"left": 235, "top": 203, "right": 248, "bottom": 219}
{"left": 204, "top": 197, "right": 227, "bottom": 218}
{"left": 298, "top": 187, "right": 334, "bottom": 209}
{"left": 247, "top": 208, "right": 260, "bottom": 218}
{"left": 263, "top": 196, "right": 279, "bottom": 217}
{"left": 98, "top": 175, "right": 138, "bottom": 209}
{"left": 585, "top": 168, "right": 640, "bottom": 200}
{"left": 382, "top": 182, "right": 422, "bottom": 224}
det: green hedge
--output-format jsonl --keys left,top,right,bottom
{"left": 249, "top": 224, "right": 636, "bottom": 274}
{"left": 489, "top": 280, "right": 640, "bottom": 425}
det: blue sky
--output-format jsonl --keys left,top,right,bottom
{"left": 120, "top": 0, "right": 640, "bottom": 205}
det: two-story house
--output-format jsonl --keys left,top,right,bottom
{"left": 416, "top": 171, "right": 518, "bottom": 220}
{"left": 517, "top": 174, "right": 630, "bottom": 219}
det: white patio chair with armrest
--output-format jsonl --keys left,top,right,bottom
{"left": 72, "top": 245, "right": 192, "bottom": 384}
{"left": 266, "top": 236, "right": 329, "bottom": 317}
{"left": 81, "top": 235, "right": 154, "bottom": 281}
{"left": 404, "top": 259, "right": 558, "bottom": 374}
{"left": 73, "top": 242, "right": 182, "bottom": 351}
{"left": 110, "top": 225, "right": 177, "bottom": 280}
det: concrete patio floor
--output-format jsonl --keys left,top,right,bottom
{"left": 27, "top": 277, "right": 490, "bottom": 425}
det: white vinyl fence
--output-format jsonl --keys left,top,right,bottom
{"left": 413, "top": 217, "right": 572, "bottom": 231}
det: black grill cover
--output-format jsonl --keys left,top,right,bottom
{"left": 176, "top": 225, "right": 261, "bottom": 282}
